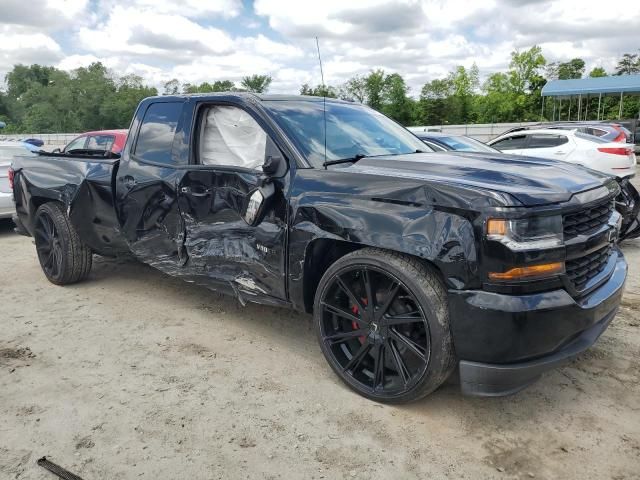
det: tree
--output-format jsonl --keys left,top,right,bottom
{"left": 340, "top": 75, "right": 367, "bottom": 103}
{"left": 508, "top": 45, "right": 546, "bottom": 94}
{"left": 183, "top": 80, "right": 236, "bottom": 93}
{"left": 163, "top": 79, "right": 180, "bottom": 95}
{"left": 557, "top": 58, "right": 585, "bottom": 79}
{"left": 417, "top": 78, "right": 453, "bottom": 125}
{"left": 364, "top": 69, "right": 386, "bottom": 111}
{"left": 615, "top": 53, "right": 639, "bottom": 75}
{"left": 299, "top": 83, "right": 337, "bottom": 97}
{"left": 381, "top": 73, "right": 414, "bottom": 125}
{"left": 448, "top": 64, "right": 479, "bottom": 123}
{"left": 589, "top": 67, "right": 608, "bottom": 78}
{"left": 0, "top": 62, "right": 157, "bottom": 133}
{"left": 240, "top": 74, "right": 272, "bottom": 93}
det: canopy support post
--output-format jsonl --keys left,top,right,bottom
{"left": 597, "top": 93, "right": 602, "bottom": 120}
{"left": 552, "top": 99, "right": 556, "bottom": 121}
{"left": 585, "top": 95, "right": 589, "bottom": 119}
{"left": 541, "top": 96, "right": 545, "bottom": 120}
{"left": 568, "top": 97, "right": 571, "bottom": 121}
{"left": 619, "top": 92, "right": 624, "bottom": 119}
{"left": 578, "top": 94, "right": 582, "bottom": 121}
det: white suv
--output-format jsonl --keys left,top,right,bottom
{"left": 488, "top": 128, "right": 636, "bottom": 178}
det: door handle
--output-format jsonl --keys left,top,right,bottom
{"left": 181, "top": 186, "right": 212, "bottom": 197}
{"left": 554, "top": 151, "right": 566, "bottom": 155}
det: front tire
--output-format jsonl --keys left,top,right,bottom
{"left": 33, "top": 202, "right": 92, "bottom": 285}
{"left": 314, "top": 248, "right": 454, "bottom": 403}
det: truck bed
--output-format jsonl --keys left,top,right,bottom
{"left": 12, "top": 152, "right": 129, "bottom": 256}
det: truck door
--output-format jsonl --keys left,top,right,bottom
{"left": 115, "top": 100, "right": 187, "bottom": 272}
{"left": 177, "top": 103, "right": 289, "bottom": 304}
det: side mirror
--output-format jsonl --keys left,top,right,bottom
{"left": 51, "top": 148, "right": 61, "bottom": 154}
{"left": 262, "top": 137, "right": 287, "bottom": 177}
{"left": 242, "top": 183, "right": 275, "bottom": 226}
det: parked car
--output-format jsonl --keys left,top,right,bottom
{"left": 413, "top": 131, "right": 500, "bottom": 153}
{"left": 488, "top": 128, "right": 637, "bottom": 177}
{"left": 502, "top": 122, "right": 632, "bottom": 144}
{"left": 0, "top": 142, "right": 36, "bottom": 219}
{"left": 10, "top": 94, "right": 638, "bottom": 402}
{"left": 56, "top": 129, "right": 128, "bottom": 156}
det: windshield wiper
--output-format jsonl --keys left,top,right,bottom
{"left": 323, "top": 153, "right": 368, "bottom": 168}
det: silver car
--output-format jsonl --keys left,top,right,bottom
{"left": 0, "top": 142, "right": 36, "bottom": 219}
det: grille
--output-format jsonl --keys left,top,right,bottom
{"left": 563, "top": 200, "right": 613, "bottom": 239}
{"left": 566, "top": 245, "right": 612, "bottom": 291}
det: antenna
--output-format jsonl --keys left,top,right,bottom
{"left": 315, "top": 36, "right": 328, "bottom": 168}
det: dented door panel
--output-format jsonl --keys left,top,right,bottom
{"left": 177, "top": 168, "right": 289, "bottom": 304}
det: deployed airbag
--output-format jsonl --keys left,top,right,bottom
{"left": 200, "top": 106, "right": 266, "bottom": 169}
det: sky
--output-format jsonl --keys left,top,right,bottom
{"left": 1, "top": 0, "right": 639, "bottom": 95}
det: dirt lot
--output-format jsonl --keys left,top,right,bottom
{"left": 1, "top": 216, "right": 639, "bottom": 479}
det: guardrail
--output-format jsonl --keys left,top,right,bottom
{"left": 0, "top": 133, "right": 79, "bottom": 150}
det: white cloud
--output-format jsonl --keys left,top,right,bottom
{"left": 110, "top": 0, "right": 242, "bottom": 18}
{"left": 2, "top": 0, "right": 640, "bottom": 96}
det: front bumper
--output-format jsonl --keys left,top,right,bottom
{"left": 448, "top": 252, "right": 627, "bottom": 396}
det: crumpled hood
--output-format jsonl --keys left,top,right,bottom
{"left": 346, "top": 152, "right": 610, "bottom": 206}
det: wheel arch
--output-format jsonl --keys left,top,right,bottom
{"left": 300, "top": 238, "right": 449, "bottom": 314}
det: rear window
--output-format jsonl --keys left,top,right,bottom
{"left": 491, "top": 135, "right": 527, "bottom": 150}
{"left": 87, "top": 135, "right": 115, "bottom": 151}
{"left": 134, "top": 102, "right": 182, "bottom": 165}
{"left": 526, "top": 134, "right": 568, "bottom": 148}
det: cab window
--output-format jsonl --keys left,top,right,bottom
{"left": 134, "top": 102, "right": 182, "bottom": 165}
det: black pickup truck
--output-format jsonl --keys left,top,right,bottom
{"left": 10, "top": 94, "right": 635, "bottom": 402}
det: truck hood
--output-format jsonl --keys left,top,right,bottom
{"left": 347, "top": 152, "right": 610, "bottom": 206}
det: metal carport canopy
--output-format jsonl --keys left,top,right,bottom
{"left": 542, "top": 74, "right": 640, "bottom": 96}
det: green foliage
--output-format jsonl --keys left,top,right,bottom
{"left": 589, "top": 67, "right": 607, "bottom": 78}
{"left": 557, "top": 58, "right": 585, "bottom": 79}
{"left": 240, "top": 74, "right": 272, "bottom": 93}
{"left": 2, "top": 47, "right": 639, "bottom": 134}
{"left": 299, "top": 83, "right": 338, "bottom": 97}
{"left": 615, "top": 52, "right": 639, "bottom": 75}
{"left": 183, "top": 80, "right": 236, "bottom": 93}
{"left": 1, "top": 62, "right": 157, "bottom": 133}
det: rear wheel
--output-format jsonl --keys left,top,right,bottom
{"left": 33, "top": 202, "right": 92, "bottom": 285}
{"left": 314, "top": 248, "right": 454, "bottom": 403}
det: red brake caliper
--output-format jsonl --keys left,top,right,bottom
{"left": 351, "top": 298, "right": 368, "bottom": 344}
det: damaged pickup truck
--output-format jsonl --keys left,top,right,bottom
{"left": 10, "top": 94, "right": 639, "bottom": 402}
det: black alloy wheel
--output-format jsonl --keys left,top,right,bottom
{"left": 33, "top": 202, "right": 92, "bottom": 285}
{"left": 34, "top": 209, "right": 64, "bottom": 279}
{"left": 315, "top": 248, "right": 454, "bottom": 403}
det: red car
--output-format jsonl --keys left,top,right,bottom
{"left": 61, "top": 129, "right": 128, "bottom": 154}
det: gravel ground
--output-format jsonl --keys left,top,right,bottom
{"left": 1, "top": 206, "right": 639, "bottom": 479}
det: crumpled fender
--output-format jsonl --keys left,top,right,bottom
{"left": 616, "top": 177, "right": 640, "bottom": 241}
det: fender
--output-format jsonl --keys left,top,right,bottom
{"left": 286, "top": 168, "right": 518, "bottom": 311}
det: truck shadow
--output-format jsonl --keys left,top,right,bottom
{"left": 0, "top": 219, "right": 15, "bottom": 237}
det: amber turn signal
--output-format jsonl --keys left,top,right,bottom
{"left": 486, "top": 218, "right": 507, "bottom": 236}
{"left": 489, "top": 262, "right": 564, "bottom": 281}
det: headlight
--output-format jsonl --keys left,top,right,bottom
{"left": 486, "top": 215, "right": 563, "bottom": 251}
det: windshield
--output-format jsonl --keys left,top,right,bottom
{"left": 436, "top": 135, "right": 498, "bottom": 153}
{"left": 265, "top": 100, "right": 431, "bottom": 167}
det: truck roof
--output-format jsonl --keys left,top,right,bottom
{"left": 146, "top": 92, "right": 353, "bottom": 104}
